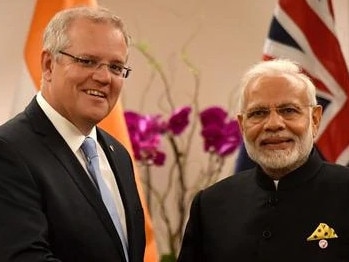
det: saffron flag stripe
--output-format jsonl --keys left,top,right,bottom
{"left": 20, "top": 0, "right": 158, "bottom": 261}
{"left": 263, "top": 0, "right": 349, "bottom": 164}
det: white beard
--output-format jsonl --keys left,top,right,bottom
{"left": 244, "top": 125, "right": 314, "bottom": 173}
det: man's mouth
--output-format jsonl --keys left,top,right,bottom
{"left": 260, "top": 137, "right": 293, "bottom": 149}
{"left": 85, "top": 89, "right": 105, "bottom": 98}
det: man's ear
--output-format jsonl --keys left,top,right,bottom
{"left": 41, "top": 50, "right": 54, "bottom": 83}
{"left": 237, "top": 113, "right": 244, "bottom": 135}
{"left": 312, "top": 105, "right": 323, "bottom": 138}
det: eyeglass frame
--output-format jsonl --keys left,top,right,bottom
{"left": 58, "top": 50, "right": 132, "bottom": 78}
{"left": 240, "top": 103, "right": 317, "bottom": 124}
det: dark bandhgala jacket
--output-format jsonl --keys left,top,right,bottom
{"left": 178, "top": 149, "right": 349, "bottom": 262}
{"left": 0, "top": 98, "right": 145, "bottom": 262}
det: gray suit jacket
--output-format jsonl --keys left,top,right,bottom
{"left": 0, "top": 98, "right": 145, "bottom": 262}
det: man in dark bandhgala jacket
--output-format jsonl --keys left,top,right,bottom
{"left": 178, "top": 59, "right": 349, "bottom": 262}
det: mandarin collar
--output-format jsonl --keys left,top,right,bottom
{"left": 256, "top": 148, "right": 323, "bottom": 191}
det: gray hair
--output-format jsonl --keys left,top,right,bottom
{"left": 43, "top": 6, "right": 130, "bottom": 54}
{"left": 238, "top": 59, "right": 317, "bottom": 111}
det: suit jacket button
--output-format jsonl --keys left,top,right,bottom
{"left": 262, "top": 230, "right": 272, "bottom": 239}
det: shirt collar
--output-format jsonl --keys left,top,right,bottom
{"left": 256, "top": 148, "right": 323, "bottom": 191}
{"left": 36, "top": 92, "right": 97, "bottom": 153}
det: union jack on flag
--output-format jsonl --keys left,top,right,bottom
{"left": 263, "top": 0, "right": 349, "bottom": 165}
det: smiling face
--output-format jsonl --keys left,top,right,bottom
{"left": 41, "top": 18, "right": 128, "bottom": 135}
{"left": 237, "top": 74, "right": 322, "bottom": 178}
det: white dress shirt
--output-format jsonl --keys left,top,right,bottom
{"left": 36, "top": 92, "right": 128, "bottom": 240}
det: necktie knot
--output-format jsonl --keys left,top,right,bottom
{"left": 81, "top": 137, "right": 98, "bottom": 163}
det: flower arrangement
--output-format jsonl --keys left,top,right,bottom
{"left": 125, "top": 41, "right": 242, "bottom": 261}
{"left": 125, "top": 106, "right": 241, "bottom": 167}
{"left": 125, "top": 106, "right": 241, "bottom": 260}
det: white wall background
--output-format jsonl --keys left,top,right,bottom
{"left": 0, "top": 0, "right": 279, "bottom": 122}
{"left": 1, "top": 0, "right": 348, "bottom": 255}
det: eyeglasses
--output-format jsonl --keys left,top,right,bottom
{"left": 242, "top": 104, "right": 315, "bottom": 124}
{"left": 58, "top": 51, "right": 131, "bottom": 78}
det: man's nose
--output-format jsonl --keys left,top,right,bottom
{"left": 92, "top": 64, "right": 112, "bottom": 83}
{"left": 263, "top": 109, "right": 285, "bottom": 131}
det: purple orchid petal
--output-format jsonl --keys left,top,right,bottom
{"left": 125, "top": 111, "right": 166, "bottom": 165}
{"left": 199, "top": 107, "right": 241, "bottom": 157}
{"left": 153, "top": 151, "right": 166, "bottom": 166}
{"left": 167, "top": 106, "right": 192, "bottom": 135}
{"left": 200, "top": 106, "right": 227, "bottom": 127}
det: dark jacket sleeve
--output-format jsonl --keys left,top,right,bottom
{"left": 0, "top": 138, "right": 61, "bottom": 261}
{"left": 177, "top": 190, "right": 204, "bottom": 262}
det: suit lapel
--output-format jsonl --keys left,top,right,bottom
{"left": 97, "top": 130, "right": 139, "bottom": 255}
{"left": 97, "top": 130, "right": 131, "bottom": 215}
{"left": 25, "top": 99, "right": 125, "bottom": 251}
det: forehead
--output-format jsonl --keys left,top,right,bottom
{"left": 244, "top": 75, "right": 309, "bottom": 108}
{"left": 66, "top": 18, "right": 127, "bottom": 59}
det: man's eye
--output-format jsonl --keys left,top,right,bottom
{"left": 76, "top": 58, "right": 96, "bottom": 66}
{"left": 247, "top": 109, "right": 269, "bottom": 118}
{"left": 278, "top": 107, "right": 300, "bottom": 115}
{"left": 109, "top": 64, "right": 123, "bottom": 74}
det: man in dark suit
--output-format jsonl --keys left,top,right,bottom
{"left": 178, "top": 59, "right": 349, "bottom": 261}
{"left": 0, "top": 6, "right": 145, "bottom": 262}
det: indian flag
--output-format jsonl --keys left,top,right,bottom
{"left": 15, "top": 0, "right": 158, "bottom": 261}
